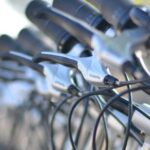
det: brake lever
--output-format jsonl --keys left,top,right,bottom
{"left": 41, "top": 63, "right": 78, "bottom": 95}
{"left": 25, "top": 67, "right": 61, "bottom": 97}
{"left": 33, "top": 51, "right": 118, "bottom": 86}
{"left": 93, "top": 27, "right": 150, "bottom": 75}
{"left": 0, "top": 50, "right": 63, "bottom": 98}
{"left": 30, "top": 1, "right": 150, "bottom": 76}
{"left": 0, "top": 51, "right": 44, "bottom": 75}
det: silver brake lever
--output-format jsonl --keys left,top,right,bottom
{"left": 92, "top": 27, "right": 150, "bottom": 71}
{"left": 41, "top": 63, "right": 75, "bottom": 93}
{"left": 34, "top": 51, "right": 118, "bottom": 86}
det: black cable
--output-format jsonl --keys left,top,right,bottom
{"left": 117, "top": 78, "right": 150, "bottom": 86}
{"left": 74, "top": 100, "right": 89, "bottom": 147}
{"left": 92, "top": 85, "right": 150, "bottom": 150}
{"left": 94, "top": 96, "right": 109, "bottom": 150}
{"left": 73, "top": 96, "right": 109, "bottom": 150}
{"left": 68, "top": 78, "right": 150, "bottom": 150}
{"left": 122, "top": 72, "right": 133, "bottom": 150}
{"left": 98, "top": 96, "right": 143, "bottom": 145}
{"left": 68, "top": 86, "right": 121, "bottom": 150}
{"left": 106, "top": 108, "right": 143, "bottom": 145}
{"left": 68, "top": 87, "right": 115, "bottom": 150}
{"left": 50, "top": 95, "right": 74, "bottom": 150}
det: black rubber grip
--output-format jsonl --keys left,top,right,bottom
{"left": 53, "top": 0, "right": 109, "bottom": 31}
{"left": 17, "top": 28, "right": 50, "bottom": 54}
{"left": 26, "top": 1, "right": 77, "bottom": 52}
{"left": 0, "top": 35, "right": 27, "bottom": 53}
{"left": 89, "top": 0, "right": 134, "bottom": 30}
{"left": 33, "top": 52, "right": 78, "bottom": 69}
{"left": 26, "top": 0, "right": 93, "bottom": 49}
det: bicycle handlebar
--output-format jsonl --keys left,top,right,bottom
{"left": 26, "top": 0, "right": 77, "bottom": 52}
{"left": 88, "top": 0, "right": 134, "bottom": 30}
{"left": 17, "top": 28, "right": 51, "bottom": 53}
{"left": 0, "top": 35, "right": 27, "bottom": 53}
{"left": 26, "top": 1, "right": 93, "bottom": 48}
{"left": 53, "top": 0, "right": 109, "bottom": 31}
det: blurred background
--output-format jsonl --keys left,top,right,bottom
{"left": 0, "top": 0, "right": 149, "bottom": 150}
{"left": 0, "top": 0, "right": 149, "bottom": 37}
{"left": 0, "top": 0, "right": 29, "bottom": 37}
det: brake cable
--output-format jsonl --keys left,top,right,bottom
{"left": 92, "top": 85, "right": 150, "bottom": 150}
{"left": 68, "top": 78, "right": 150, "bottom": 149}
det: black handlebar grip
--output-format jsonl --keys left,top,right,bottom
{"left": 0, "top": 35, "right": 26, "bottom": 52}
{"left": 26, "top": 0, "right": 93, "bottom": 49}
{"left": 89, "top": 0, "right": 135, "bottom": 30}
{"left": 26, "top": 1, "right": 77, "bottom": 53}
{"left": 53, "top": 0, "right": 110, "bottom": 31}
{"left": 17, "top": 28, "right": 51, "bottom": 54}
